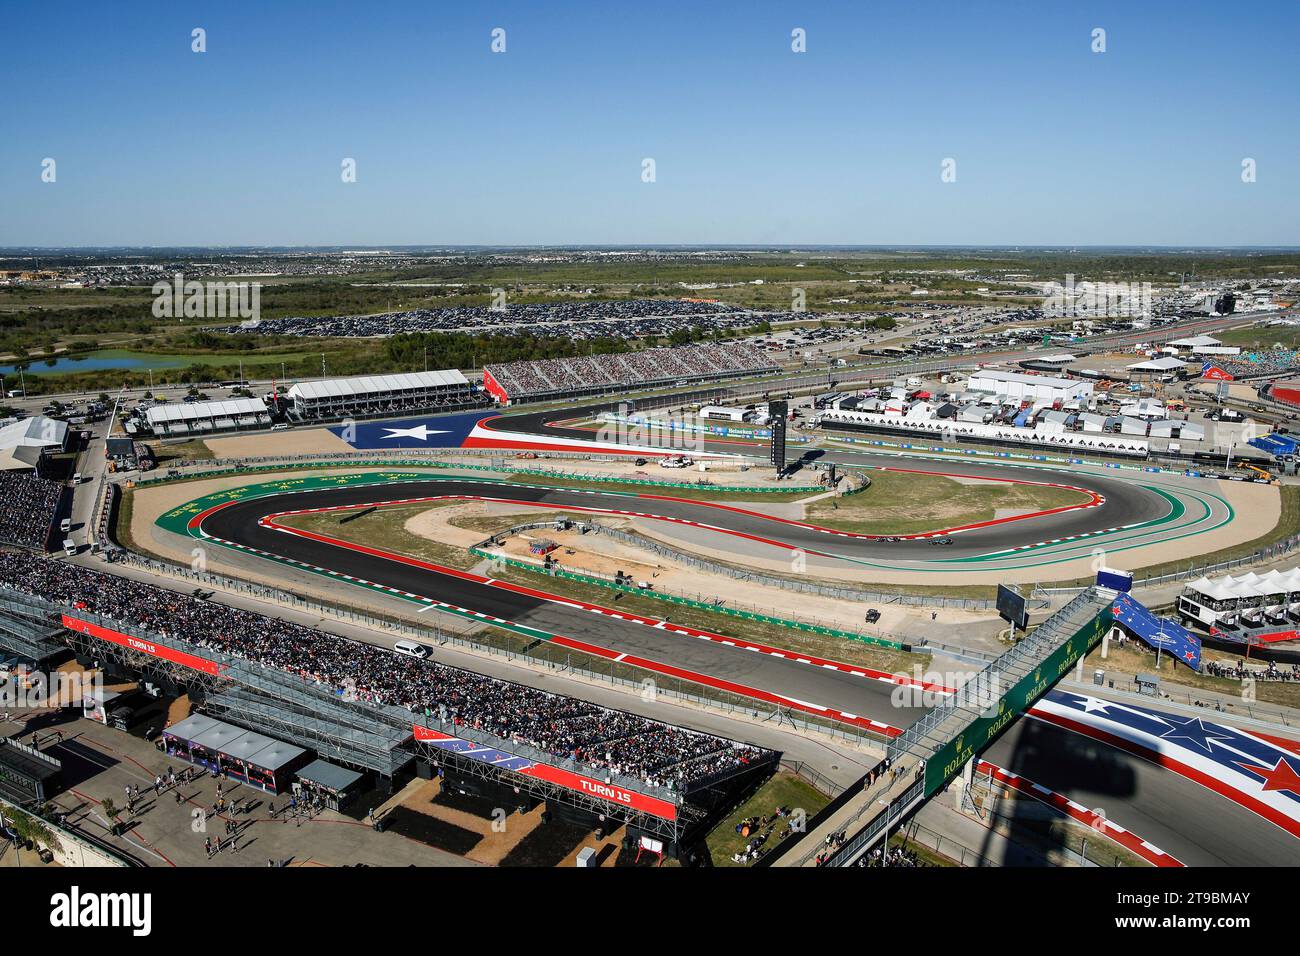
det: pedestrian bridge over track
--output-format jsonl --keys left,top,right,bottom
{"left": 767, "top": 586, "right": 1118, "bottom": 867}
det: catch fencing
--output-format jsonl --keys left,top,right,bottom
{"left": 109, "top": 549, "right": 886, "bottom": 748}
{"left": 1035, "top": 532, "right": 1300, "bottom": 597}
{"left": 545, "top": 520, "right": 1034, "bottom": 612}
{"left": 472, "top": 522, "right": 906, "bottom": 650}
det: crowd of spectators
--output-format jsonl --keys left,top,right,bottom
{"left": 0, "top": 551, "right": 769, "bottom": 791}
{"left": 1204, "top": 658, "right": 1300, "bottom": 682}
{"left": 729, "top": 805, "right": 800, "bottom": 864}
{"left": 0, "top": 471, "right": 62, "bottom": 550}
{"left": 486, "top": 341, "right": 777, "bottom": 401}
{"left": 211, "top": 300, "right": 795, "bottom": 342}
{"left": 1212, "top": 350, "right": 1300, "bottom": 380}
{"left": 854, "top": 844, "right": 932, "bottom": 867}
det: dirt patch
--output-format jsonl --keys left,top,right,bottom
{"left": 396, "top": 777, "right": 544, "bottom": 865}
{"left": 404, "top": 499, "right": 580, "bottom": 549}
{"left": 205, "top": 428, "right": 353, "bottom": 458}
{"left": 557, "top": 826, "right": 626, "bottom": 867}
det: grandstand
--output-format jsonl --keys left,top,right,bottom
{"left": 0, "top": 472, "right": 63, "bottom": 551}
{"left": 1208, "top": 350, "right": 1300, "bottom": 381}
{"left": 483, "top": 342, "right": 779, "bottom": 404}
{"left": 286, "top": 369, "right": 483, "bottom": 422}
{"left": 0, "top": 550, "right": 775, "bottom": 849}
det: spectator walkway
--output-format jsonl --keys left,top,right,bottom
{"left": 2, "top": 711, "right": 474, "bottom": 867}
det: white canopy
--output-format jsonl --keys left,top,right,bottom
{"left": 1185, "top": 576, "right": 1239, "bottom": 602}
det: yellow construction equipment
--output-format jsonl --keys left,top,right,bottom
{"left": 1236, "top": 461, "right": 1277, "bottom": 484}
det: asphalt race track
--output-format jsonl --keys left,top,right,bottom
{"left": 485, "top": 403, "right": 1240, "bottom": 574}
{"left": 194, "top": 479, "right": 932, "bottom": 734}
{"left": 185, "top": 459, "right": 1223, "bottom": 735}
{"left": 985, "top": 717, "right": 1299, "bottom": 867}
{"left": 183, "top": 398, "right": 1244, "bottom": 732}
{"left": 166, "top": 398, "right": 1291, "bottom": 863}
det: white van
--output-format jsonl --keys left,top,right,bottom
{"left": 393, "top": 640, "right": 431, "bottom": 659}
{"left": 63, "top": 538, "right": 77, "bottom": 556}
{"left": 270, "top": 423, "right": 290, "bottom": 431}
{"left": 59, "top": 518, "right": 72, "bottom": 533}
{"left": 72, "top": 472, "right": 83, "bottom": 485}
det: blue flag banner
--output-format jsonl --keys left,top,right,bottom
{"left": 1249, "top": 433, "right": 1299, "bottom": 457}
{"left": 1110, "top": 593, "right": 1201, "bottom": 671}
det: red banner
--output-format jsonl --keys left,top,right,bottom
{"left": 1272, "top": 385, "right": 1300, "bottom": 407}
{"left": 413, "top": 724, "right": 679, "bottom": 820}
{"left": 520, "top": 763, "right": 679, "bottom": 821}
{"left": 1201, "top": 364, "right": 1234, "bottom": 381}
{"left": 62, "top": 615, "right": 223, "bottom": 676}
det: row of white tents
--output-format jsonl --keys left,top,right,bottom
{"left": 816, "top": 408, "right": 1151, "bottom": 456}
{"left": 1183, "top": 568, "right": 1300, "bottom": 621}
{"left": 820, "top": 398, "right": 1203, "bottom": 444}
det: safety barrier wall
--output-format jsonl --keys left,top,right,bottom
{"left": 819, "top": 414, "right": 1151, "bottom": 458}
{"left": 132, "top": 452, "right": 815, "bottom": 495}
{"left": 472, "top": 543, "right": 907, "bottom": 651}
{"left": 1036, "top": 532, "right": 1300, "bottom": 595}
{"left": 598, "top": 411, "right": 811, "bottom": 444}
{"left": 543, "top": 519, "right": 1039, "bottom": 612}
{"left": 109, "top": 550, "right": 887, "bottom": 748}
{"left": 821, "top": 430, "right": 1272, "bottom": 484}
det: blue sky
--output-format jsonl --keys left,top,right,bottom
{"left": 1, "top": 1, "right": 1297, "bottom": 247}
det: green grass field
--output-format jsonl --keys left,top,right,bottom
{"left": 276, "top": 502, "right": 482, "bottom": 570}
{"left": 702, "top": 771, "right": 830, "bottom": 868}
{"left": 1217, "top": 323, "right": 1300, "bottom": 352}
{"left": 149, "top": 440, "right": 214, "bottom": 463}
{"left": 1085, "top": 640, "right": 1300, "bottom": 709}
{"left": 804, "top": 471, "right": 1092, "bottom": 535}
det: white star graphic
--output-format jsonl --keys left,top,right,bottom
{"left": 381, "top": 424, "right": 449, "bottom": 442}
{"left": 1076, "top": 696, "right": 1113, "bottom": 715}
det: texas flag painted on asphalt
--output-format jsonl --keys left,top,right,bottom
{"left": 329, "top": 411, "right": 493, "bottom": 450}
{"left": 1035, "top": 689, "right": 1300, "bottom": 839}
{"left": 328, "top": 410, "right": 730, "bottom": 457}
